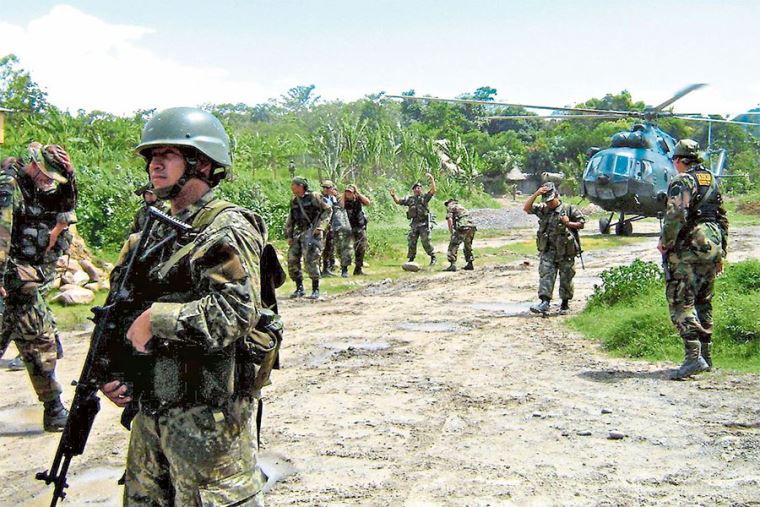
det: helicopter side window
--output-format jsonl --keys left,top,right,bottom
{"left": 613, "top": 156, "right": 631, "bottom": 176}
{"left": 641, "top": 160, "right": 654, "bottom": 183}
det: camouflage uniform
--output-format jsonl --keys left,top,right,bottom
{"left": 321, "top": 193, "right": 342, "bottom": 273}
{"left": 285, "top": 191, "right": 331, "bottom": 283}
{"left": 341, "top": 198, "right": 368, "bottom": 270}
{"left": 0, "top": 159, "right": 76, "bottom": 404}
{"left": 529, "top": 201, "right": 584, "bottom": 302}
{"left": 398, "top": 191, "right": 435, "bottom": 260}
{"left": 446, "top": 202, "right": 476, "bottom": 265}
{"left": 110, "top": 191, "right": 268, "bottom": 506}
{"left": 130, "top": 199, "right": 167, "bottom": 235}
{"left": 662, "top": 162, "right": 728, "bottom": 372}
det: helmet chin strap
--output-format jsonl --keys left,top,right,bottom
{"left": 148, "top": 150, "right": 215, "bottom": 200}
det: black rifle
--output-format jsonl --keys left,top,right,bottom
{"left": 36, "top": 206, "right": 194, "bottom": 507}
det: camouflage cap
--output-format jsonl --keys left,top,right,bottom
{"left": 443, "top": 198, "right": 457, "bottom": 207}
{"left": 321, "top": 180, "right": 335, "bottom": 189}
{"left": 27, "top": 142, "right": 71, "bottom": 183}
{"left": 541, "top": 182, "right": 559, "bottom": 202}
{"left": 344, "top": 184, "right": 357, "bottom": 193}
{"left": 411, "top": 182, "right": 422, "bottom": 190}
{"left": 292, "top": 176, "right": 308, "bottom": 188}
{"left": 673, "top": 139, "right": 702, "bottom": 161}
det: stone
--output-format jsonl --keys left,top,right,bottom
{"left": 51, "top": 286, "right": 95, "bottom": 306}
{"left": 608, "top": 431, "right": 625, "bottom": 440}
{"left": 402, "top": 261, "right": 421, "bottom": 272}
{"left": 79, "top": 258, "right": 104, "bottom": 282}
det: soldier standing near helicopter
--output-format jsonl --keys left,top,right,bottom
{"left": 658, "top": 139, "right": 728, "bottom": 380}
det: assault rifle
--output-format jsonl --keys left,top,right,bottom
{"left": 426, "top": 211, "right": 436, "bottom": 233}
{"left": 36, "top": 206, "right": 194, "bottom": 507}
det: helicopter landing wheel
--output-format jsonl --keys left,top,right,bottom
{"left": 599, "top": 216, "right": 611, "bottom": 235}
{"left": 615, "top": 221, "right": 633, "bottom": 236}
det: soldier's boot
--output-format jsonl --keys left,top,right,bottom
{"left": 408, "top": 256, "right": 416, "bottom": 263}
{"left": 290, "top": 281, "right": 305, "bottom": 299}
{"left": 700, "top": 339, "right": 713, "bottom": 371}
{"left": 672, "top": 340, "right": 710, "bottom": 380}
{"left": 321, "top": 268, "right": 336, "bottom": 278}
{"left": 353, "top": 265, "right": 365, "bottom": 276}
{"left": 341, "top": 267, "right": 349, "bottom": 278}
{"left": 308, "top": 280, "right": 320, "bottom": 300}
{"left": 43, "top": 396, "right": 69, "bottom": 432}
{"left": 559, "top": 299, "right": 570, "bottom": 315}
{"left": 530, "top": 297, "right": 550, "bottom": 315}
{"left": 7, "top": 354, "right": 25, "bottom": 371}
{"left": 443, "top": 263, "right": 457, "bottom": 272}
{"left": 429, "top": 255, "right": 437, "bottom": 266}
{"left": 463, "top": 260, "right": 474, "bottom": 271}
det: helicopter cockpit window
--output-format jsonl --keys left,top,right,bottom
{"left": 613, "top": 156, "right": 631, "bottom": 176}
{"left": 584, "top": 157, "right": 601, "bottom": 178}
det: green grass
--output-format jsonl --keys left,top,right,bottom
{"left": 724, "top": 192, "right": 760, "bottom": 226}
{"left": 51, "top": 291, "right": 108, "bottom": 331}
{"left": 568, "top": 260, "right": 760, "bottom": 373}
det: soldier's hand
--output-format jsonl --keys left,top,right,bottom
{"left": 389, "top": 189, "right": 396, "bottom": 196}
{"left": 0, "top": 286, "right": 6, "bottom": 298}
{"left": 560, "top": 215, "right": 570, "bottom": 226}
{"left": 126, "top": 308, "right": 153, "bottom": 353}
{"left": 536, "top": 186, "right": 550, "bottom": 196}
{"left": 656, "top": 242, "right": 667, "bottom": 254}
{"left": 313, "top": 228, "right": 322, "bottom": 238}
{"left": 716, "top": 260, "right": 724, "bottom": 276}
{"left": 287, "top": 238, "right": 293, "bottom": 246}
{"left": 44, "top": 144, "right": 74, "bottom": 174}
{"left": 426, "top": 172, "right": 433, "bottom": 180}
{"left": 101, "top": 380, "right": 132, "bottom": 407}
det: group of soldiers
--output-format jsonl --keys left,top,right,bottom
{"left": 0, "top": 107, "right": 728, "bottom": 504}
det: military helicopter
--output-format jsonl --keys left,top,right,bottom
{"left": 388, "top": 84, "right": 760, "bottom": 235}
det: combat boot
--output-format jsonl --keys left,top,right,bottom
{"left": 700, "top": 339, "right": 713, "bottom": 370}
{"left": 290, "top": 281, "right": 305, "bottom": 299}
{"left": 308, "top": 280, "right": 320, "bottom": 300}
{"left": 672, "top": 340, "right": 709, "bottom": 380}
{"left": 559, "top": 299, "right": 570, "bottom": 315}
{"left": 7, "top": 354, "right": 25, "bottom": 371}
{"left": 43, "top": 397, "right": 69, "bottom": 432}
{"left": 463, "top": 260, "right": 474, "bottom": 271}
{"left": 321, "top": 268, "right": 336, "bottom": 278}
{"left": 530, "top": 298, "right": 550, "bottom": 315}
{"left": 341, "top": 267, "right": 349, "bottom": 278}
{"left": 353, "top": 266, "right": 365, "bottom": 276}
{"left": 443, "top": 263, "right": 457, "bottom": 272}
{"left": 429, "top": 255, "right": 437, "bottom": 266}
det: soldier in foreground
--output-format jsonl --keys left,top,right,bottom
{"left": 285, "top": 176, "right": 331, "bottom": 299}
{"left": 99, "top": 107, "right": 269, "bottom": 505}
{"left": 658, "top": 139, "right": 728, "bottom": 380}
{"left": 443, "top": 198, "right": 476, "bottom": 272}
{"left": 0, "top": 143, "right": 76, "bottom": 431}
{"left": 524, "top": 182, "right": 585, "bottom": 315}
{"left": 339, "top": 184, "right": 370, "bottom": 276}
{"left": 390, "top": 172, "right": 437, "bottom": 266}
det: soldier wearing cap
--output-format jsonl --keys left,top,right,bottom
{"left": 0, "top": 142, "right": 77, "bottom": 431}
{"left": 338, "top": 184, "right": 371, "bottom": 277}
{"left": 98, "top": 107, "right": 272, "bottom": 505}
{"left": 442, "top": 198, "right": 476, "bottom": 272}
{"left": 285, "top": 176, "right": 331, "bottom": 298}
{"left": 524, "top": 182, "right": 585, "bottom": 315}
{"left": 320, "top": 180, "right": 339, "bottom": 277}
{"left": 658, "top": 139, "right": 728, "bottom": 379}
{"left": 128, "top": 182, "right": 166, "bottom": 235}
{"left": 390, "top": 172, "right": 437, "bottom": 265}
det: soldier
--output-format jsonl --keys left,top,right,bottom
{"left": 129, "top": 182, "right": 165, "bottom": 235}
{"left": 0, "top": 143, "right": 76, "bottom": 431}
{"left": 285, "top": 176, "right": 331, "bottom": 299}
{"left": 288, "top": 159, "right": 296, "bottom": 179}
{"left": 390, "top": 172, "right": 437, "bottom": 265}
{"left": 524, "top": 182, "right": 585, "bottom": 315}
{"left": 99, "top": 107, "right": 270, "bottom": 505}
{"left": 658, "top": 139, "right": 728, "bottom": 380}
{"left": 443, "top": 198, "right": 476, "bottom": 272}
{"left": 320, "top": 180, "right": 338, "bottom": 277}
{"left": 511, "top": 183, "right": 518, "bottom": 201}
{"left": 338, "top": 184, "right": 370, "bottom": 277}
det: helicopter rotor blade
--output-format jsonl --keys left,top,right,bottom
{"left": 486, "top": 114, "right": 627, "bottom": 120}
{"left": 652, "top": 83, "right": 707, "bottom": 111}
{"left": 385, "top": 95, "right": 634, "bottom": 116}
{"left": 674, "top": 116, "right": 760, "bottom": 127}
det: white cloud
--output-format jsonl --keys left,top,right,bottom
{"left": 0, "top": 5, "right": 275, "bottom": 114}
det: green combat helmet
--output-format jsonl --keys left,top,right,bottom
{"left": 135, "top": 107, "right": 232, "bottom": 198}
{"left": 672, "top": 139, "right": 703, "bottom": 162}
{"left": 292, "top": 176, "right": 309, "bottom": 189}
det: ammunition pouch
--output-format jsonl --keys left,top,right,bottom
{"left": 236, "top": 309, "right": 283, "bottom": 397}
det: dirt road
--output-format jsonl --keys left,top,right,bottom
{"left": 1, "top": 214, "right": 758, "bottom": 506}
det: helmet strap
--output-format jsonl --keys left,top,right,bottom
{"left": 145, "top": 149, "right": 216, "bottom": 200}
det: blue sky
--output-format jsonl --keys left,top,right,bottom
{"left": 1, "top": 1, "right": 758, "bottom": 115}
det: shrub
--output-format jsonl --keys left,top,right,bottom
{"left": 587, "top": 259, "right": 663, "bottom": 308}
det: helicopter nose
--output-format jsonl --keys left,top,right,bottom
{"left": 596, "top": 175, "right": 610, "bottom": 185}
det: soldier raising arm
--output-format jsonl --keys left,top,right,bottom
{"left": 390, "top": 173, "right": 437, "bottom": 265}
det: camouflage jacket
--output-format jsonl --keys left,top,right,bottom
{"left": 399, "top": 191, "right": 433, "bottom": 224}
{"left": 530, "top": 201, "right": 585, "bottom": 258}
{"left": 0, "top": 163, "right": 77, "bottom": 286}
{"left": 446, "top": 203, "right": 475, "bottom": 231}
{"left": 284, "top": 191, "right": 331, "bottom": 239}
{"left": 108, "top": 190, "right": 266, "bottom": 411}
{"left": 344, "top": 198, "right": 367, "bottom": 229}
{"left": 661, "top": 165, "right": 728, "bottom": 260}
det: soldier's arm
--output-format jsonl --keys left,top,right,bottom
{"left": 356, "top": 189, "right": 370, "bottom": 206}
{"left": 564, "top": 206, "right": 585, "bottom": 230}
{"left": 660, "top": 175, "right": 693, "bottom": 250}
{"left": 315, "top": 194, "right": 331, "bottom": 232}
{"left": 427, "top": 173, "right": 436, "bottom": 195}
{"left": 150, "top": 213, "right": 265, "bottom": 352}
{"left": 284, "top": 204, "right": 294, "bottom": 239}
{"left": 523, "top": 187, "right": 547, "bottom": 214}
{"left": 0, "top": 172, "right": 18, "bottom": 293}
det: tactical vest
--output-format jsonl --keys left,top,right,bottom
{"left": 290, "top": 192, "right": 321, "bottom": 231}
{"left": 685, "top": 166, "right": 722, "bottom": 224}
{"left": 10, "top": 182, "right": 73, "bottom": 266}
{"left": 133, "top": 199, "right": 282, "bottom": 414}
{"left": 536, "top": 203, "right": 578, "bottom": 256}
{"left": 406, "top": 194, "right": 429, "bottom": 222}
{"left": 451, "top": 204, "right": 475, "bottom": 230}
{"left": 344, "top": 199, "right": 367, "bottom": 228}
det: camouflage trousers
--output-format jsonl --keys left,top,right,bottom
{"left": 288, "top": 230, "right": 322, "bottom": 282}
{"left": 124, "top": 399, "right": 267, "bottom": 506}
{"left": 321, "top": 228, "right": 336, "bottom": 271}
{"left": 336, "top": 226, "right": 368, "bottom": 268}
{"left": 666, "top": 258, "right": 717, "bottom": 343}
{"left": 407, "top": 222, "right": 434, "bottom": 260}
{"left": 2, "top": 266, "right": 62, "bottom": 403}
{"left": 538, "top": 253, "right": 576, "bottom": 301}
{"left": 447, "top": 227, "right": 476, "bottom": 264}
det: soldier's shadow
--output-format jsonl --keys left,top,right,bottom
{"left": 578, "top": 368, "right": 673, "bottom": 383}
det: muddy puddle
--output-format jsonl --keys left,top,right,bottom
{"left": 258, "top": 451, "right": 298, "bottom": 492}
{"left": 309, "top": 340, "right": 393, "bottom": 367}
{"left": 471, "top": 301, "right": 534, "bottom": 317}
{"left": 396, "top": 321, "right": 464, "bottom": 333}
{"left": 0, "top": 405, "right": 44, "bottom": 437}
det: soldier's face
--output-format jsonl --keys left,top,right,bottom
{"left": 26, "top": 161, "right": 56, "bottom": 193}
{"left": 321, "top": 187, "right": 331, "bottom": 196}
{"left": 413, "top": 186, "right": 422, "bottom": 196}
{"left": 291, "top": 183, "right": 306, "bottom": 197}
{"left": 147, "top": 147, "right": 186, "bottom": 190}
{"left": 344, "top": 190, "right": 355, "bottom": 201}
